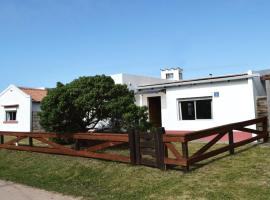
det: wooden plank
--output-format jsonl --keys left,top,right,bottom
{"left": 164, "top": 158, "right": 187, "bottom": 166}
{"left": 34, "top": 137, "right": 75, "bottom": 153}
{"left": 0, "top": 135, "right": 3, "bottom": 144}
{"left": 140, "top": 159, "right": 157, "bottom": 167}
{"left": 191, "top": 132, "right": 226, "bottom": 158}
{"left": 165, "top": 143, "right": 183, "bottom": 160}
{"left": 141, "top": 148, "right": 156, "bottom": 157}
{"left": 235, "top": 127, "right": 263, "bottom": 135}
{"left": 163, "top": 135, "right": 185, "bottom": 143}
{"left": 0, "top": 132, "right": 129, "bottom": 142}
{"left": 128, "top": 131, "right": 136, "bottom": 165}
{"left": 189, "top": 135, "right": 264, "bottom": 164}
{"left": 228, "top": 130, "right": 234, "bottom": 155}
{"left": 181, "top": 142, "right": 189, "bottom": 171}
{"left": 0, "top": 144, "right": 130, "bottom": 163}
{"left": 183, "top": 117, "right": 267, "bottom": 142}
{"left": 139, "top": 134, "right": 154, "bottom": 140}
{"left": 85, "top": 141, "right": 124, "bottom": 152}
{"left": 262, "top": 117, "right": 269, "bottom": 142}
{"left": 134, "top": 130, "right": 141, "bottom": 165}
{"left": 155, "top": 128, "right": 166, "bottom": 170}
{"left": 29, "top": 137, "right": 33, "bottom": 147}
{"left": 5, "top": 136, "right": 27, "bottom": 145}
{"left": 140, "top": 141, "right": 155, "bottom": 148}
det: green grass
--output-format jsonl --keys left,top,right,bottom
{"left": 0, "top": 143, "right": 270, "bottom": 200}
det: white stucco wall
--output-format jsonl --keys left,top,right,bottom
{"left": 111, "top": 73, "right": 169, "bottom": 91}
{"left": 0, "top": 85, "right": 32, "bottom": 132}
{"left": 139, "top": 78, "right": 257, "bottom": 131}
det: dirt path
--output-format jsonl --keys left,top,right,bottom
{"left": 0, "top": 180, "right": 81, "bottom": 200}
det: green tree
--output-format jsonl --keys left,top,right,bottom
{"left": 39, "top": 75, "right": 150, "bottom": 133}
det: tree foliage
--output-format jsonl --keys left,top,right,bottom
{"left": 39, "top": 75, "right": 150, "bottom": 133}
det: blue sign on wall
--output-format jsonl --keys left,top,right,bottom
{"left": 214, "top": 92, "right": 219, "bottom": 97}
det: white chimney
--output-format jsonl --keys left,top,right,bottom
{"left": 161, "top": 67, "right": 183, "bottom": 81}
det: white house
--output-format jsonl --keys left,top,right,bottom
{"left": 0, "top": 68, "right": 268, "bottom": 135}
{"left": 0, "top": 85, "right": 47, "bottom": 132}
{"left": 135, "top": 68, "right": 268, "bottom": 134}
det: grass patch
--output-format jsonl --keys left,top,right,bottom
{"left": 0, "top": 143, "right": 269, "bottom": 199}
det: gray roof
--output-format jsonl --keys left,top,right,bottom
{"left": 138, "top": 73, "right": 259, "bottom": 90}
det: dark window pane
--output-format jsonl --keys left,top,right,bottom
{"left": 181, "top": 101, "right": 195, "bottom": 120}
{"left": 6, "top": 111, "right": 17, "bottom": 121}
{"left": 196, "top": 100, "right": 212, "bottom": 119}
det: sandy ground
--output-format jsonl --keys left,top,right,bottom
{"left": 0, "top": 180, "right": 81, "bottom": 200}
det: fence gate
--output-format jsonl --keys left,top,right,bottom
{"left": 133, "top": 128, "right": 166, "bottom": 169}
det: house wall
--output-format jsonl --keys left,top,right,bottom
{"left": 0, "top": 86, "right": 32, "bottom": 132}
{"left": 139, "top": 78, "right": 256, "bottom": 131}
{"left": 111, "top": 73, "right": 168, "bottom": 91}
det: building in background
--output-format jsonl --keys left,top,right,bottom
{"left": 0, "top": 85, "right": 47, "bottom": 132}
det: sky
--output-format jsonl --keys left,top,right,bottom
{"left": 1, "top": 0, "right": 270, "bottom": 91}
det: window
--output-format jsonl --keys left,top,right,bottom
{"left": 179, "top": 98, "right": 212, "bottom": 120}
{"left": 6, "top": 111, "right": 17, "bottom": 121}
{"left": 166, "top": 73, "right": 174, "bottom": 80}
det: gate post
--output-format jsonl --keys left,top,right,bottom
{"left": 75, "top": 139, "right": 80, "bottom": 151}
{"left": 128, "top": 130, "right": 137, "bottom": 165}
{"left": 263, "top": 117, "right": 269, "bottom": 142}
{"left": 29, "top": 137, "right": 33, "bottom": 147}
{"left": 228, "top": 130, "right": 235, "bottom": 154}
{"left": 155, "top": 127, "right": 166, "bottom": 170}
{"left": 0, "top": 135, "right": 3, "bottom": 144}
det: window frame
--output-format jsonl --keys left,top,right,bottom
{"left": 4, "top": 110, "right": 18, "bottom": 123}
{"left": 166, "top": 73, "right": 174, "bottom": 80}
{"left": 178, "top": 97, "right": 213, "bottom": 120}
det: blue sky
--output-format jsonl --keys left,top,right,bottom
{"left": 1, "top": 0, "right": 270, "bottom": 91}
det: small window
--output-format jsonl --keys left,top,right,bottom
{"left": 6, "top": 111, "right": 17, "bottom": 121}
{"left": 181, "top": 101, "right": 195, "bottom": 120}
{"left": 166, "top": 73, "right": 174, "bottom": 80}
{"left": 179, "top": 98, "right": 212, "bottom": 120}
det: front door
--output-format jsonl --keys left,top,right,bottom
{"left": 148, "top": 96, "right": 162, "bottom": 127}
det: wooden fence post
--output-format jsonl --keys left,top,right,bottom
{"left": 75, "top": 139, "right": 80, "bottom": 150}
{"left": 155, "top": 128, "right": 166, "bottom": 170}
{"left": 0, "top": 135, "right": 3, "bottom": 144}
{"left": 29, "top": 137, "right": 33, "bottom": 147}
{"left": 128, "top": 130, "right": 137, "bottom": 165}
{"left": 134, "top": 130, "right": 141, "bottom": 165}
{"left": 263, "top": 117, "right": 269, "bottom": 142}
{"left": 228, "top": 130, "right": 235, "bottom": 155}
{"left": 181, "top": 141, "right": 189, "bottom": 171}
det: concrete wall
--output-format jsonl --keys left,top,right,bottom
{"left": 111, "top": 73, "right": 168, "bottom": 91}
{"left": 0, "top": 85, "right": 32, "bottom": 132}
{"left": 139, "top": 79, "right": 256, "bottom": 131}
{"left": 32, "top": 102, "right": 41, "bottom": 112}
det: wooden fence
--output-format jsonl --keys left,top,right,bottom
{"left": 163, "top": 116, "right": 268, "bottom": 171}
{"left": 0, "top": 116, "right": 268, "bottom": 171}
{"left": 0, "top": 131, "right": 133, "bottom": 164}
